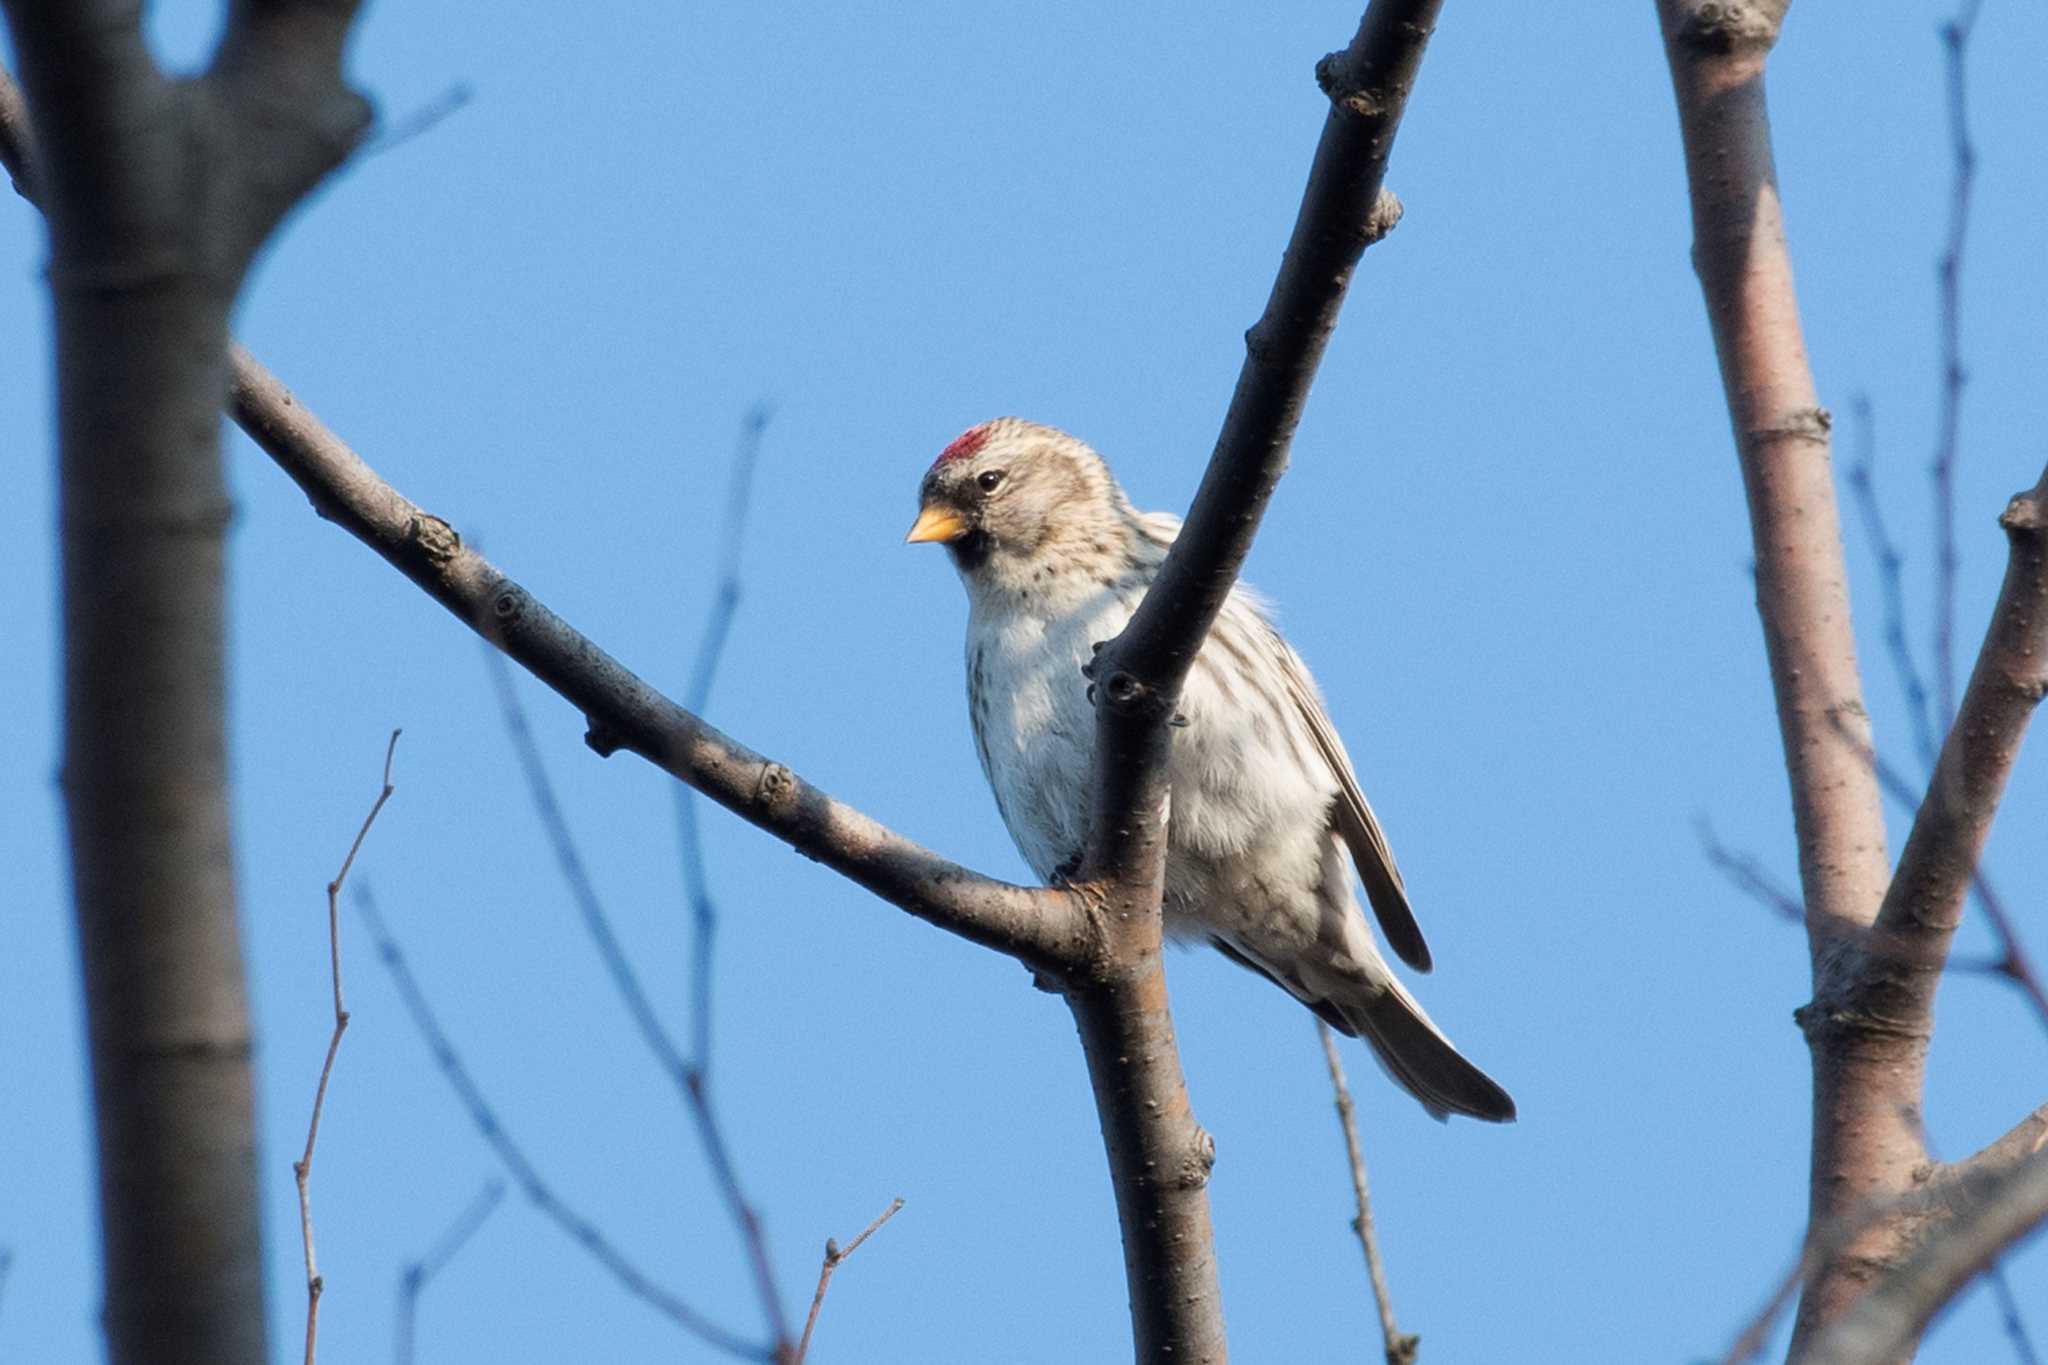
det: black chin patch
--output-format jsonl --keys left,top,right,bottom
{"left": 948, "top": 529, "right": 992, "bottom": 573}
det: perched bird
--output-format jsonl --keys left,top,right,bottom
{"left": 907, "top": 417, "right": 1514, "bottom": 1123}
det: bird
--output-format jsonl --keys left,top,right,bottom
{"left": 906, "top": 417, "right": 1515, "bottom": 1123}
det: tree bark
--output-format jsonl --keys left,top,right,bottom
{"left": 1657, "top": 3, "right": 2048, "bottom": 1356}
{"left": 4, "top": 0, "right": 1447, "bottom": 1353}
{"left": 0, "top": 4, "right": 367, "bottom": 1360}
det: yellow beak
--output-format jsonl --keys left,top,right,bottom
{"left": 904, "top": 504, "right": 969, "bottom": 544}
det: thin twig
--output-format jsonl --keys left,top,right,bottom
{"left": 1844, "top": 396, "right": 1940, "bottom": 771}
{"left": 1696, "top": 810, "right": 2008, "bottom": 978}
{"left": 485, "top": 648, "right": 791, "bottom": 1349}
{"left": 792, "top": 1198, "right": 906, "bottom": 1365}
{"left": 1317, "top": 1023, "right": 1417, "bottom": 1365}
{"left": 1931, "top": 0, "right": 1983, "bottom": 731}
{"left": 1986, "top": 1267, "right": 2043, "bottom": 1365}
{"left": 359, "top": 82, "right": 473, "bottom": 161}
{"left": 1721, "top": 1234, "right": 1810, "bottom": 1365}
{"left": 1696, "top": 816, "right": 1805, "bottom": 924}
{"left": 394, "top": 1178, "right": 506, "bottom": 1365}
{"left": 352, "top": 882, "right": 768, "bottom": 1359}
{"left": 294, "top": 729, "right": 401, "bottom": 1365}
{"left": 662, "top": 404, "right": 792, "bottom": 1350}
{"left": 674, "top": 403, "right": 772, "bottom": 1071}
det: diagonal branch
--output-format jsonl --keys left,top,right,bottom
{"left": 354, "top": 884, "right": 767, "bottom": 1359}
{"left": 1802, "top": 1144, "right": 2048, "bottom": 1365}
{"left": 394, "top": 1178, "right": 505, "bottom": 1365}
{"left": 5, "top": 5, "right": 1451, "bottom": 1352}
{"left": 221, "top": 345, "right": 1081, "bottom": 975}
{"left": 1864, "top": 462, "right": 2048, "bottom": 1034}
{"left": 792, "top": 1197, "right": 906, "bottom": 1365}
{"left": 485, "top": 651, "right": 791, "bottom": 1351}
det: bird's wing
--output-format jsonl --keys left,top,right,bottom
{"left": 1269, "top": 631, "right": 1433, "bottom": 973}
{"left": 1136, "top": 504, "right": 1432, "bottom": 970}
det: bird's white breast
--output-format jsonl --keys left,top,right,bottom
{"left": 965, "top": 579, "right": 1338, "bottom": 905}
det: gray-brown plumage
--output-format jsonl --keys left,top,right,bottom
{"left": 908, "top": 418, "right": 1513, "bottom": 1122}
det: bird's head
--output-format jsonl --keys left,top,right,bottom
{"left": 905, "top": 418, "right": 1128, "bottom": 582}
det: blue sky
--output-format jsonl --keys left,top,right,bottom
{"left": 4, "top": 3, "right": 2045, "bottom": 1361}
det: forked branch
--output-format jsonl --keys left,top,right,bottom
{"left": 2, "top": 1, "right": 1450, "bottom": 1354}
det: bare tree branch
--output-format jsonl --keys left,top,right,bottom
{"left": 1066, "top": 8, "right": 1439, "bottom": 1357}
{"left": 394, "top": 1178, "right": 505, "bottom": 1365}
{"left": 1930, "top": 0, "right": 1984, "bottom": 729}
{"left": 485, "top": 650, "right": 791, "bottom": 1351}
{"left": 1986, "top": 1268, "right": 2044, "bottom": 1365}
{"left": 1848, "top": 717, "right": 2048, "bottom": 1032}
{"left": 353, "top": 883, "right": 768, "bottom": 1359}
{"left": 0, "top": 0, "right": 368, "bottom": 1354}
{"left": 1655, "top": 2, "right": 1922, "bottom": 1348}
{"left": 1318, "top": 1023, "right": 1417, "bottom": 1365}
{"left": 1844, "top": 396, "right": 1941, "bottom": 772}
{"left": 295, "top": 730, "right": 401, "bottom": 1365}
{"left": 1803, "top": 1144, "right": 2048, "bottom": 1365}
{"left": 1721, "top": 1233, "right": 1810, "bottom": 1365}
{"left": 360, "top": 82, "right": 473, "bottom": 161}
{"left": 675, "top": 404, "right": 773, "bottom": 1069}
{"left": 5, "top": 2, "right": 1451, "bottom": 1351}
{"left": 220, "top": 343, "right": 1081, "bottom": 970}
{"left": 1854, "top": 456, "right": 2048, "bottom": 1013}
{"left": 792, "top": 1197, "right": 905, "bottom": 1365}
{"left": 1697, "top": 816, "right": 1807, "bottom": 924}
{"left": 1700, "top": 802, "right": 2024, "bottom": 990}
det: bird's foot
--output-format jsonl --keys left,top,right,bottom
{"left": 1050, "top": 850, "right": 1084, "bottom": 886}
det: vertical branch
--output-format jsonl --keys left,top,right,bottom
{"left": 1653, "top": 1, "right": 1901, "bottom": 1352}
{"left": 1844, "top": 397, "right": 1941, "bottom": 772}
{"left": 672, "top": 403, "right": 771, "bottom": 1071}
{"left": 1318, "top": 1024, "right": 1417, "bottom": 1365}
{"left": 295, "top": 731, "right": 402, "bottom": 1365}
{"left": 1, "top": 2, "right": 368, "bottom": 1360}
{"left": 1931, "top": 0, "right": 1983, "bottom": 728}
{"left": 1071, "top": 5, "right": 1442, "bottom": 1357}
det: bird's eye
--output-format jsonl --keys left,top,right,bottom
{"left": 977, "top": 469, "right": 1006, "bottom": 493}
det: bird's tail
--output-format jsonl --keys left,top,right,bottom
{"left": 1329, "top": 976, "right": 1517, "bottom": 1124}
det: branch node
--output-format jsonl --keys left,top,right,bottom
{"left": 1744, "top": 407, "right": 1832, "bottom": 452}
{"left": 1176, "top": 1128, "right": 1218, "bottom": 1189}
{"left": 490, "top": 583, "right": 526, "bottom": 626}
{"left": 752, "top": 761, "right": 797, "bottom": 812}
{"left": 583, "top": 717, "right": 625, "bottom": 758}
{"left": 1999, "top": 490, "right": 2045, "bottom": 536}
{"left": 1672, "top": 1, "right": 1790, "bottom": 54}
{"left": 408, "top": 512, "right": 460, "bottom": 564}
{"left": 1364, "top": 188, "right": 1404, "bottom": 245}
